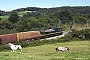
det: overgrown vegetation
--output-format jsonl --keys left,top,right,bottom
{"left": 64, "top": 29, "right": 90, "bottom": 41}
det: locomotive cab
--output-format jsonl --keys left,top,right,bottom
{"left": 40, "top": 27, "right": 63, "bottom": 35}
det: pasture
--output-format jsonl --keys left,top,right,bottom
{"left": 0, "top": 15, "right": 23, "bottom": 19}
{"left": 0, "top": 15, "right": 9, "bottom": 19}
{"left": 0, "top": 41, "right": 90, "bottom": 60}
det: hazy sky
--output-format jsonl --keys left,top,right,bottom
{"left": 0, "top": 0, "right": 90, "bottom": 11}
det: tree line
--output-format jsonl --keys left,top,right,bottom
{"left": 0, "top": 6, "right": 90, "bottom": 34}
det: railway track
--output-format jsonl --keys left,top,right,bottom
{"left": 41, "top": 31, "right": 69, "bottom": 40}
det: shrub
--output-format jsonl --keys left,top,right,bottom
{"left": 0, "top": 45, "right": 9, "bottom": 52}
{"left": 64, "top": 29, "right": 90, "bottom": 41}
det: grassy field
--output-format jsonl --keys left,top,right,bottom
{"left": 0, "top": 15, "right": 23, "bottom": 19}
{"left": 0, "top": 15, "right": 9, "bottom": 19}
{"left": 0, "top": 41, "right": 90, "bottom": 60}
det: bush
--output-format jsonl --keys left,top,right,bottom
{"left": 0, "top": 45, "right": 9, "bottom": 52}
{"left": 64, "top": 29, "right": 90, "bottom": 41}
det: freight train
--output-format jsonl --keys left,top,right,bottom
{"left": 0, "top": 27, "right": 63, "bottom": 45}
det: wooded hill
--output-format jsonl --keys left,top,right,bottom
{"left": 0, "top": 6, "right": 90, "bottom": 34}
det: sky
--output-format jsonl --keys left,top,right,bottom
{"left": 0, "top": 0, "right": 90, "bottom": 11}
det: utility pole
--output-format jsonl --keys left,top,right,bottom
{"left": 59, "top": 19, "right": 60, "bottom": 28}
{"left": 86, "top": 20, "right": 88, "bottom": 27}
{"left": 73, "top": 20, "right": 75, "bottom": 26}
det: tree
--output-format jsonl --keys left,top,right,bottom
{"left": 74, "top": 14, "right": 87, "bottom": 24}
{"left": 55, "top": 10, "right": 73, "bottom": 22}
{"left": 8, "top": 12, "right": 19, "bottom": 23}
{"left": 0, "top": 19, "right": 12, "bottom": 29}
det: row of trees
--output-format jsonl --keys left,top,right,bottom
{"left": 0, "top": 10, "right": 10, "bottom": 16}
{"left": 1, "top": 6, "right": 90, "bottom": 16}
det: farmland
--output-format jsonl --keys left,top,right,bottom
{"left": 0, "top": 41, "right": 90, "bottom": 60}
{"left": 0, "top": 15, "right": 9, "bottom": 19}
{"left": 0, "top": 11, "right": 31, "bottom": 19}
{"left": 0, "top": 13, "right": 23, "bottom": 19}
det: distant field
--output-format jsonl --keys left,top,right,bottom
{"left": 0, "top": 11, "right": 29, "bottom": 19}
{"left": 19, "top": 11, "right": 32, "bottom": 15}
{"left": 0, "top": 15, "right": 23, "bottom": 19}
{"left": 0, "top": 15, "right": 9, "bottom": 19}
{"left": 0, "top": 41, "right": 90, "bottom": 60}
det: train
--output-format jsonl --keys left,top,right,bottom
{"left": 0, "top": 27, "right": 63, "bottom": 45}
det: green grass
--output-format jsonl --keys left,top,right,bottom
{"left": 0, "top": 41, "right": 90, "bottom": 60}
{"left": 18, "top": 11, "right": 32, "bottom": 17}
{"left": 0, "top": 15, "right": 9, "bottom": 19}
{"left": 0, "top": 15, "right": 23, "bottom": 19}
{"left": 0, "top": 11, "right": 27, "bottom": 19}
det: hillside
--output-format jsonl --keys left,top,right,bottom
{"left": 0, "top": 6, "right": 90, "bottom": 19}
{"left": 0, "top": 6, "right": 90, "bottom": 34}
